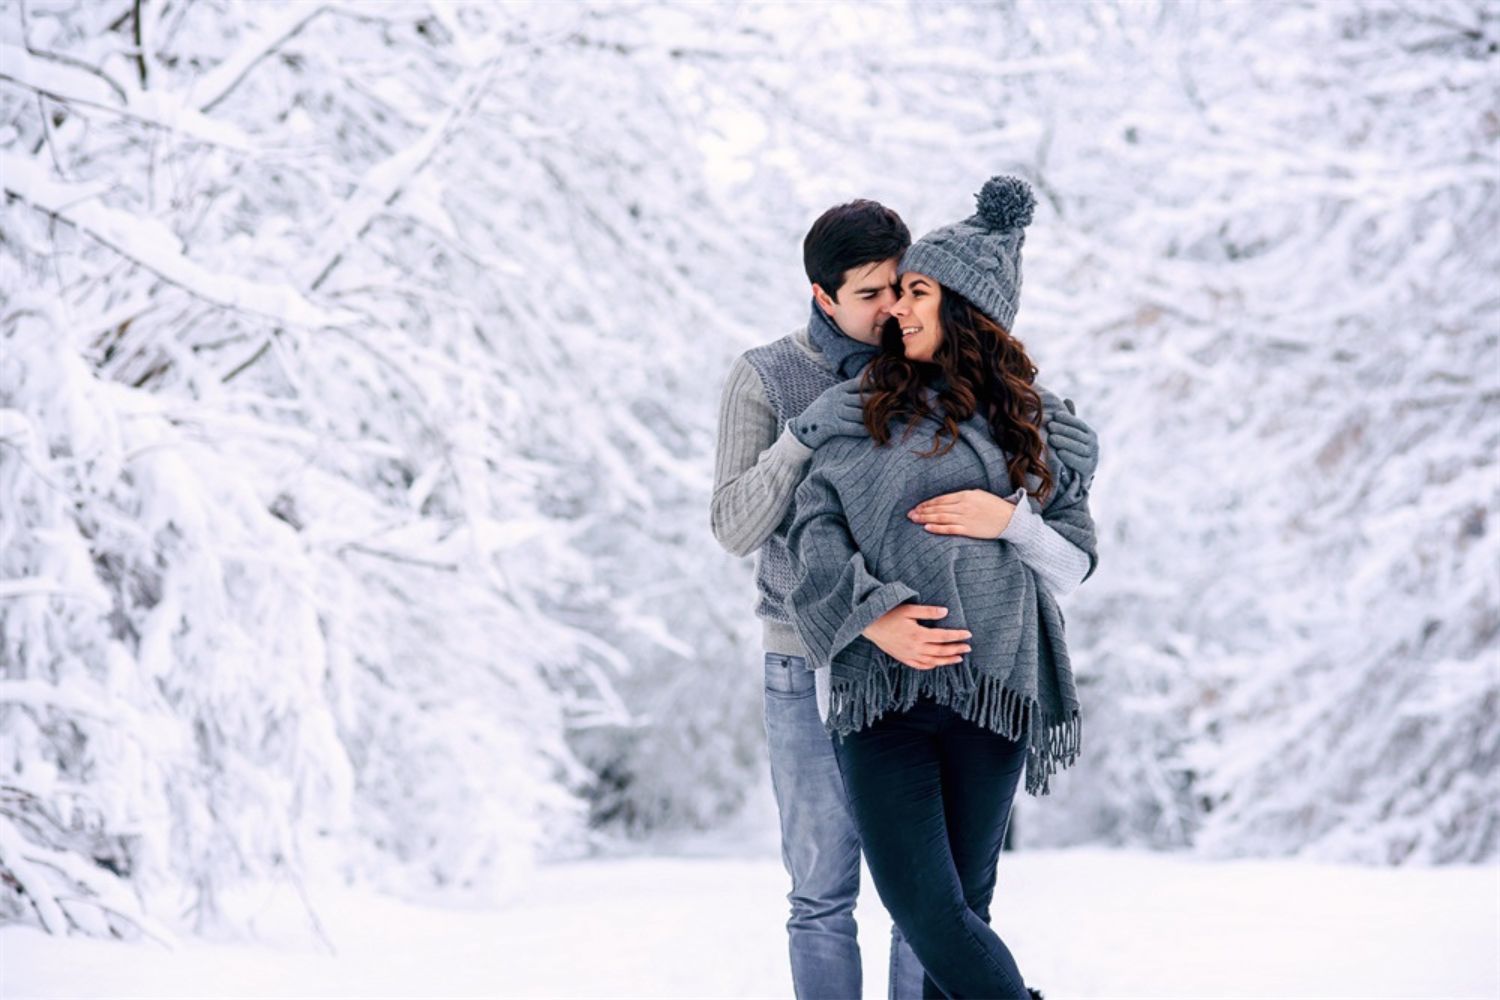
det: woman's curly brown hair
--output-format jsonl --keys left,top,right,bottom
{"left": 861, "top": 285, "right": 1055, "bottom": 503}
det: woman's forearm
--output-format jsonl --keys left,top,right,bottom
{"left": 998, "top": 487, "right": 1091, "bottom": 599}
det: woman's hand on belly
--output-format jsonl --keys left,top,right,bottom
{"left": 862, "top": 604, "right": 973, "bottom": 670}
{"left": 907, "top": 489, "right": 1016, "bottom": 540}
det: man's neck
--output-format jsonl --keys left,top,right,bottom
{"left": 805, "top": 299, "right": 879, "bottom": 380}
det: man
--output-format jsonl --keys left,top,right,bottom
{"left": 710, "top": 199, "right": 1099, "bottom": 999}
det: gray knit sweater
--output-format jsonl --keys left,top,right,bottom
{"left": 785, "top": 386, "right": 1098, "bottom": 795}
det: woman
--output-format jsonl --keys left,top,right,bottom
{"left": 785, "top": 175, "right": 1097, "bottom": 999}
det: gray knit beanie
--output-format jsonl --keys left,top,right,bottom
{"left": 899, "top": 175, "right": 1036, "bottom": 332}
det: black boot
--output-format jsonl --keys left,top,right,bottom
{"left": 1026, "top": 989, "right": 1045, "bottom": 1000}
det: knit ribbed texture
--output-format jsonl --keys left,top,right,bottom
{"left": 900, "top": 175, "right": 1036, "bottom": 333}
{"left": 786, "top": 386, "right": 1097, "bottom": 796}
{"left": 901, "top": 239, "right": 1022, "bottom": 331}
{"left": 710, "top": 326, "right": 841, "bottom": 655}
{"left": 709, "top": 353, "right": 813, "bottom": 560}
{"left": 996, "top": 485, "right": 1093, "bottom": 599}
{"left": 711, "top": 324, "right": 1095, "bottom": 664}
{"left": 804, "top": 298, "right": 878, "bottom": 380}
{"left": 811, "top": 481, "right": 1091, "bottom": 725}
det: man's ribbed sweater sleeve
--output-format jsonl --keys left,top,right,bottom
{"left": 710, "top": 355, "right": 815, "bottom": 558}
{"left": 786, "top": 461, "right": 918, "bottom": 672}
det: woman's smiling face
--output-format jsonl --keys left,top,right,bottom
{"left": 889, "top": 271, "right": 943, "bottom": 363}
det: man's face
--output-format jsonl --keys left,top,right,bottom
{"left": 812, "top": 258, "right": 899, "bottom": 346}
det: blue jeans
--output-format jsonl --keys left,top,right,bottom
{"left": 832, "top": 694, "right": 1030, "bottom": 999}
{"left": 764, "top": 652, "right": 928, "bottom": 999}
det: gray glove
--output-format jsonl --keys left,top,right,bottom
{"left": 789, "top": 379, "right": 867, "bottom": 449}
{"left": 1046, "top": 398, "right": 1099, "bottom": 486}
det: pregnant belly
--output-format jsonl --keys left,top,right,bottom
{"left": 866, "top": 517, "right": 1011, "bottom": 598}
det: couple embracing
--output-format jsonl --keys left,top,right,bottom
{"left": 711, "top": 175, "right": 1100, "bottom": 1000}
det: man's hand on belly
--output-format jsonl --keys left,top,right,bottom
{"left": 906, "top": 489, "right": 1016, "bottom": 540}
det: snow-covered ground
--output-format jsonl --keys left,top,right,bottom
{"left": 4, "top": 841, "right": 1495, "bottom": 999}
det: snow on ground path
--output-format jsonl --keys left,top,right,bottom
{"left": 3, "top": 847, "right": 1496, "bottom": 999}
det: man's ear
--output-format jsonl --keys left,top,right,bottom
{"left": 811, "top": 284, "right": 838, "bottom": 316}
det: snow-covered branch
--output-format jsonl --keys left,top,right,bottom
{"left": 0, "top": 42, "right": 253, "bottom": 150}
{"left": 3, "top": 154, "right": 358, "bottom": 329}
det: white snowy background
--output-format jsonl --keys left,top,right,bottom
{"left": 1, "top": 0, "right": 1496, "bottom": 997}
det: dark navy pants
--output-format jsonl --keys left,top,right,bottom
{"left": 832, "top": 692, "right": 1031, "bottom": 999}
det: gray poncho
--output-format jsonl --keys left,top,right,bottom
{"left": 785, "top": 385, "right": 1098, "bottom": 795}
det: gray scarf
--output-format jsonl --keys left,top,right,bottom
{"left": 805, "top": 299, "right": 879, "bottom": 380}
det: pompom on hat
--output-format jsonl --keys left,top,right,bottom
{"left": 899, "top": 174, "right": 1037, "bottom": 332}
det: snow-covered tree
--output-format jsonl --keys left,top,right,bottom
{"left": 992, "top": 0, "right": 1500, "bottom": 864}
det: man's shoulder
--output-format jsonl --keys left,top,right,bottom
{"left": 720, "top": 327, "right": 810, "bottom": 404}
{"left": 739, "top": 324, "right": 829, "bottom": 382}
{"left": 740, "top": 326, "right": 809, "bottom": 365}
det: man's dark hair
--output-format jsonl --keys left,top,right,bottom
{"left": 802, "top": 200, "right": 911, "bottom": 301}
